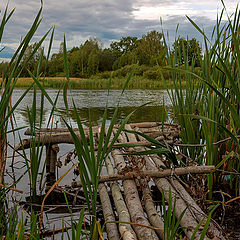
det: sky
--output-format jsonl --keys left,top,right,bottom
{"left": 0, "top": 0, "right": 239, "bottom": 57}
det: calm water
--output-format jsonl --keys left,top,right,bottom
{"left": 12, "top": 89, "right": 172, "bottom": 128}
{"left": 7, "top": 88, "right": 172, "bottom": 232}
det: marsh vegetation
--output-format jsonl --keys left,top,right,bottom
{"left": 1, "top": 1, "right": 240, "bottom": 239}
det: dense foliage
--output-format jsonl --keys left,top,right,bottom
{"left": 0, "top": 31, "right": 201, "bottom": 79}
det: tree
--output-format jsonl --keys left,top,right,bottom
{"left": 136, "top": 30, "right": 165, "bottom": 65}
{"left": 110, "top": 36, "right": 138, "bottom": 58}
{"left": 173, "top": 37, "right": 202, "bottom": 66}
{"left": 19, "top": 42, "right": 44, "bottom": 76}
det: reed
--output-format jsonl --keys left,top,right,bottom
{"left": 160, "top": 1, "right": 240, "bottom": 197}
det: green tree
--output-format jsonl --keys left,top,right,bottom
{"left": 136, "top": 30, "right": 165, "bottom": 65}
{"left": 110, "top": 36, "right": 138, "bottom": 58}
{"left": 19, "top": 42, "right": 44, "bottom": 76}
{"left": 173, "top": 37, "right": 202, "bottom": 66}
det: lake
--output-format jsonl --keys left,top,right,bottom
{"left": 12, "top": 88, "right": 172, "bottom": 128}
{"left": 6, "top": 88, "right": 172, "bottom": 232}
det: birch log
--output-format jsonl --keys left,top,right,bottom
{"left": 105, "top": 156, "right": 137, "bottom": 240}
{"left": 98, "top": 183, "right": 120, "bottom": 240}
{"left": 112, "top": 148, "right": 159, "bottom": 240}
{"left": 124, "top": 124, "right": 164, "bottom": 239}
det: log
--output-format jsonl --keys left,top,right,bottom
{"left": 112, "top": 148, "right": 159, "bottom": 240}
{"left": 72, "top": 166, "right": 215, "bottom": 187}
{"left": 24, "top": 122, "right": 176, "bottom": 135}
{"left": 124, "top": 124, "right": 164, "bottom": 239}
{"left": 105, "top": 156, "right": 137, "bottom": 240}
{"left": 14, "top": 132, "right": 89, "bottom": 150}
{"left": 152, "top": 156, "right": 226, "bottom": 239}
{"left": 98, "top": 183, "right": 120, "bottom": 240}
{"left": 104, "top": 127, "right": 137, "bottom": 240}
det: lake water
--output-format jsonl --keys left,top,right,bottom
{"left": 6, "top": 88, "right": 173, "bottom": 233}
{"left": 12, "top": 88, "right": 172, "bottom": 128}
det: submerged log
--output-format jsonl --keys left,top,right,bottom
{"left": 98, "top": 183, "right": 120, "bottom": 240}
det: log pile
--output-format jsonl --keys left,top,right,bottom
{"left": 16, "top": 122, "right": 226, "bottom": 240}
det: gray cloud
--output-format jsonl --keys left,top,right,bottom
{"left": 0, "top": 0, "right": 226, "bottom": 54}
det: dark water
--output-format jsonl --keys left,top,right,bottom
{"left": 7, "top": 88, "right": 172, "bottom": 234}
{"left": 12, "top": 89, "right": 172, "bottom": 127}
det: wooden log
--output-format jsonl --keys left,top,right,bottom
{"left": 105, "top": 156, "right": 137, "bottom": 240}
{"left": 145, "top": 157, "right": 202, "bottom": 239}
{"left": 103, "top": 127, "right": 137, "bottom": 239}
{"left": 14, "top": 132, "right": 89, "bottom": 150}
{"left": 143, "top": 185, "right": 164, "bottom": 239}
{"left": 45, "top": 144, "right": 59, "bottom": 186}
{"left": 112, "top": 148, "right": 159, "bottom": 240}
{"left": 152, "top": 156, "right": 226, "bottom": 239}
{"left": 24, "top": 122, "right": 175, "bottom": 135}
{"left": 124, "top": 124, "right": 164, "bottom": 239}
{"left": 72, "top": 166, "right": 215, "bottom": 188}
{"left": 98, "top": 183, "right": 120, "bottom": 240}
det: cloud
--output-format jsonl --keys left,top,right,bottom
{"left": 0, "top": 0, "right": 239, "bottom": 55}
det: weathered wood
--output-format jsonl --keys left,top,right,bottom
{"left": 46, "top": 144, "right": 59, "bottom": 186}
{"left": 14, "top": 132, "right": 89, "bottom": 150}
{"left": 152, "top": 156, "right": 226, "bottom": 239}
{"left": 112, "top": 148, "right": 159, "bottom": 240}
{"left": 124, "top": 124, "right": 164, "bottom": 239}
{"left": 98, "top": 183, "right": 120, "bottom": 240}
{"left": 72, "top": 166, "right": 215, "bottom": 187}
{"left": 105, "top": 156, "right": 137, "bottom": 240}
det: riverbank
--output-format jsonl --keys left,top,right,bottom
{"left": 1, "top": 76, "right": 186, "bottom": 89}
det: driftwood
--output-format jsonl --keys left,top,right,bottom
{"left": 72, "top": 166, "right": 215, "bottom": 188}
{"left": 152, "top": 156, "right": 225, "bottom": 239}
{"left": 124, "top": 124, "right": 164, "bottom": 239}
{"left": 105, "top": 155, "right": 137, "bottom": 240}
{"left": 98, "top": 183, "right": 120, "bottom": 240}
{"left": 112, "top": 147, "right": 159, "bottom": 240}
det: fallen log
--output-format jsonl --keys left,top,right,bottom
{"left": 123, "top": 124, "right": 165, "bottom": 239}
{"left": 71, "top": 166, "right": 215, "bottom": 188}
{"left": 105, "top": 155, "right": 137, "bottom": 240}
{"left": 14, "top": 132, "right": 89, "bottom": 151}
{"left": 98, "top": 183, "right": 120, "bottom": 240}
{"left": 152, "top": 156, "right": 225, "bottom": 239}
{"left": 112, "top": 146, "right": 159, "bottom": 240}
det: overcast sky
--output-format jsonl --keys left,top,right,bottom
{"left": 0, "top": 0, "right": 239, "bottom": 54}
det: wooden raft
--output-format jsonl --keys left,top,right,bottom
{"left": 15, "top": 122, "right": 226, "bottom": 240}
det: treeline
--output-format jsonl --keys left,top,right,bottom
{"left": 0, "top": 30, "right": 201, "bottom": 79}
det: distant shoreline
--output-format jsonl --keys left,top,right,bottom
{"left": 0, "top": 77, "right": 182, "bottom": 89}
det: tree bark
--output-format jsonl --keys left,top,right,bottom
{"left": 98, "top": 183, "right": 120, "bottom": 240}
{"left": 105, "top": 156, "right": 137, "bottom": 240}
{"left": 112, "top": 148, "right": 159, "bottom": 240}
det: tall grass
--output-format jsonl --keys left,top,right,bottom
{"left": 161, "top": 1, "right": 240, "bottom": 197}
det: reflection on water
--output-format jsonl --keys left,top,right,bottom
{"left": 13, "top": 89, "right": 172, "bottom": 127}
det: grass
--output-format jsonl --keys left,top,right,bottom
{"left": 0, "top": 76, "right": 186, "bottom": 89}
{"left": 160, "top": 0, "right": 240, "bottom": 198}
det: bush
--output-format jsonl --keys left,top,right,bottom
{"left": 143, "top": 69, "right": 160, "bottom": 80}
